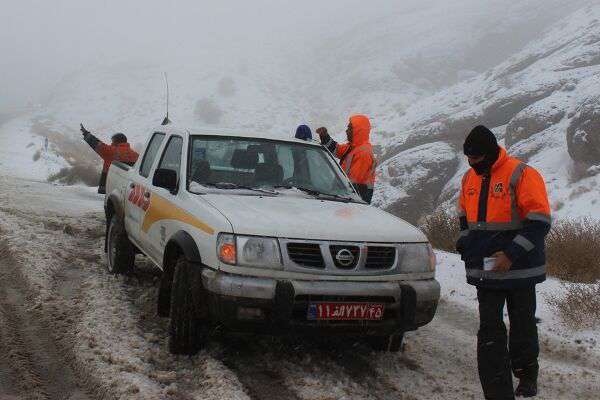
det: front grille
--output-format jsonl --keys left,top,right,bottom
{"left": 329, "top": 245, "right": 360, "bottom": 269}
{"left": 287, "top": 243, "right": 325, "bottom": 269}
{"left": 294, "top": 295, "right": 396, "bottom": 303}
{"left": 365, "top": 246, "right": 396, "bottom": 269}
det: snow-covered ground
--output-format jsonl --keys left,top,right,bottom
{"left": 0, "top": 173, "right": 598, "bottom": 400}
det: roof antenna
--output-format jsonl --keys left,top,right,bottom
{"left": 161, "top": 72, "right": 171, "bottom": 126}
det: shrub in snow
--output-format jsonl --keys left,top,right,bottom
{"left": 194, "top": 98, "right": 224, "bottom": 125}
{"left": 48, "top": 164, "right": 100, "bottom": 186}
{"left": 545, "top": 218, "right": 600, "bottom": 283}
{"left": 419, "top": 209, "right": 460, "bottom": 252}
{"left": 547, "top": 282, "right": 600, "bottom": 329}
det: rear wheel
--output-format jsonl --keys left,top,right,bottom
{"left": 368, "top": 333, "right": 404, "bottom": 352}
{"left": 106, "top": 214, "right": 135, "bottom": 274}
{"left": 168, "top": 256, "right": 208, "bottom": 355}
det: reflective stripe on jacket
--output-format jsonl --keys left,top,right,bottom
{"left": 457, "top": 147, "right": 551, "bottom": 289}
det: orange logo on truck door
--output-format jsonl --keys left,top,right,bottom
{"left": 128, "top": 184, "right": 150, "bottom": 211}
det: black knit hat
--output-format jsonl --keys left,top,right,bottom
{"left": 463, "top": 125, "right": 498, "bottom": 157}
{"left": 111, "top": 133, "right": 127, "bottom": 144}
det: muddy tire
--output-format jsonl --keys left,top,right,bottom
{"left": 168, "top": 256, "right": 208, "bottom": 355}
{"left": 157, "top": 271, "right": 173, "bottom": 317}
{"left": 368, "top": 333, "right": 404, "bottom": 352}
{"left": 106, "top": 214, "right": 135, "bottom": 274}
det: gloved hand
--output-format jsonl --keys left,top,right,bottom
{"left": 316, "top": 127, "right": 328, "bottom": 138}
{"left": 80, "top": 123, "right": 91, "bottom": 137}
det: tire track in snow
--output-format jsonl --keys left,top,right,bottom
{"left": 217, "top": 337, "right": 303, "bottom": 400}
{"left": 0, "top": 236, "right": 91, "bottom": 400}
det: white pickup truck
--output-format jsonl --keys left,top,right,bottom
{"left": 104, "top": 126, "right": 440, "bottom": 355}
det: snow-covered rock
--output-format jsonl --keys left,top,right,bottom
{"left": 567, "top": 97, "right": 600, "bottom": 165}
{"left": 374, "top": 141, "right": 458, "bottom": 223}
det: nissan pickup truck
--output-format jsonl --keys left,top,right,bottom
{"left": 104, "top": 126, "right": 440, "bottom": 355}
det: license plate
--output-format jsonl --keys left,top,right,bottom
{"left": 307, "top": 302, "right": 385, "bottom": 321}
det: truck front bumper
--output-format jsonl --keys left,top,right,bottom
{"left": 201, "top": 269, "right": 440, "bottom": 336}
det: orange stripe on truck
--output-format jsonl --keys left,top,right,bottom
{"left": 142, "top": 194, "right": 214, "bottom": 235}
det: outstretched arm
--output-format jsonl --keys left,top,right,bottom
{"left": 80, "top": 123, "right": 112, "bottom": 160}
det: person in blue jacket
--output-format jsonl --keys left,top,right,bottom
{"left": 295, "top": 125, "right": 312, "bottom": 141}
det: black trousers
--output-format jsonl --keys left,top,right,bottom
{"left": 353, "top": 183, "right": 373, "bottom": 204}
{"left": 477, "top": 287, "right": 539, "bottom": 400}
{"left": 98, "top": 171, "right": 107, "bottom": 194}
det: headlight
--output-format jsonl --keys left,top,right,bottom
{"left": 217, "top": 233, "right": 237, "bottom": 265}
{"left": 397, "top": 243, "right": 434, "bottom": 273}
{"left": 217, "top": 234, "right": 282, "bottom": 269}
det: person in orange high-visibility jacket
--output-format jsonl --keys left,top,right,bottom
{"left": 316, "top": 115, "right": 376, "bottom": 203}
{"left": 80, "top": 123, "right": 139, "bottom": 194}
{"left": 456, "top": 125, "right": 551, "bottom": 400}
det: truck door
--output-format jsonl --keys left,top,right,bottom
{"left": 126, "top": 132, "right": 166, "bottom": 247}
{"left": 139, "top": 135, "right": 184, "bottom": 263}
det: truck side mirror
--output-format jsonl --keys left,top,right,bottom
{"left": 153, "top": 168, "right": 178, "bottom": 193}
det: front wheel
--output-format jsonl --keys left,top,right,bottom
{"left": 106, "top": 214, "right": 135, "bottom": 274}
{"left": 168, "top": 256, "right": 208, "bottom": 355}
{"left": 368, "top": 333, "right": 404, "bottom": 352}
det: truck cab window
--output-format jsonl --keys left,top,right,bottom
{"left": 140, "top": 133, "right": 165, "bottom": 178}
{"left": 157, "top": 136, "right": 183, "bottom": 181}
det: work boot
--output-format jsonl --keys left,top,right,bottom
{"left": 515, "top": 379, "right": 537, "bottom": 397}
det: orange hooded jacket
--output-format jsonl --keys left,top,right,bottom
{"left": 333, "top": 115, "right": 376, "bottom": 188}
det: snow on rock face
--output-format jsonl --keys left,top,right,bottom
{"left": 506, "top": 101, "right": 566, "bottom": 160}
{"left": 375, "top": 4, "right": 600, "bottom": 221}
{"left": 567, "top": 97, "right": 600, "bottom": 165}
{"left": 374, "top": 141, "right": 458, "bottom": 224}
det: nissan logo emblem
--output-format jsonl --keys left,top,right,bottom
{"left": 335, "top": 249, "right": 355, "bottom": 267}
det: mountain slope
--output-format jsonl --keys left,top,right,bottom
{"left": 373, "top": 4, "right": 600, "bottom": 222}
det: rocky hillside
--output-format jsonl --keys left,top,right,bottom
{"left": 373, "top": 4, "right": 600, "bottom": 223}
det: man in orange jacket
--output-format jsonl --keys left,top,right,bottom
{"left": 80, "top": 124, "right": 139, "bottom": 194}
{"left": 457, "top": 126, "right": 551, "bottom": 399}
{"left": 316, "top": 115, "right": 377, "bottom": 203}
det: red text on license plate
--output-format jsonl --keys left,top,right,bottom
{"left": 307, "top": 302, "right": 385, "bottom": 320}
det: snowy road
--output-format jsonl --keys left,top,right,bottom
{"left": 0, "top": 174, "right": 598, "bottom": 400}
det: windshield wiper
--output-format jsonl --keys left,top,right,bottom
{"left": 274, "top": 185, "right": 355, "bottom": 202}
{"left": 201, "top": 182, "right": 278, "bottom": 195}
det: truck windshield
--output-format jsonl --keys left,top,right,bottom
{"left": 188, "top": 136, "right": 356, "bottom": 198}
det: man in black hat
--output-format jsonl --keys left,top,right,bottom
{"left": 81, "top": 124, "right": 139, "bottom": 194}
{"left": 457, "top": 125, "right": 552, "bottom": 399}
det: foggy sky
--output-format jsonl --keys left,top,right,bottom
{"left": 1, "top": 0, "right": 429, "bottom": 111}
{"left": 0, "top": 0, "right": 587, "bottom": 112}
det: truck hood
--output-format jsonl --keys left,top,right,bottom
{"left": 200, "top": 194, "right": 427, "bottom": 243}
